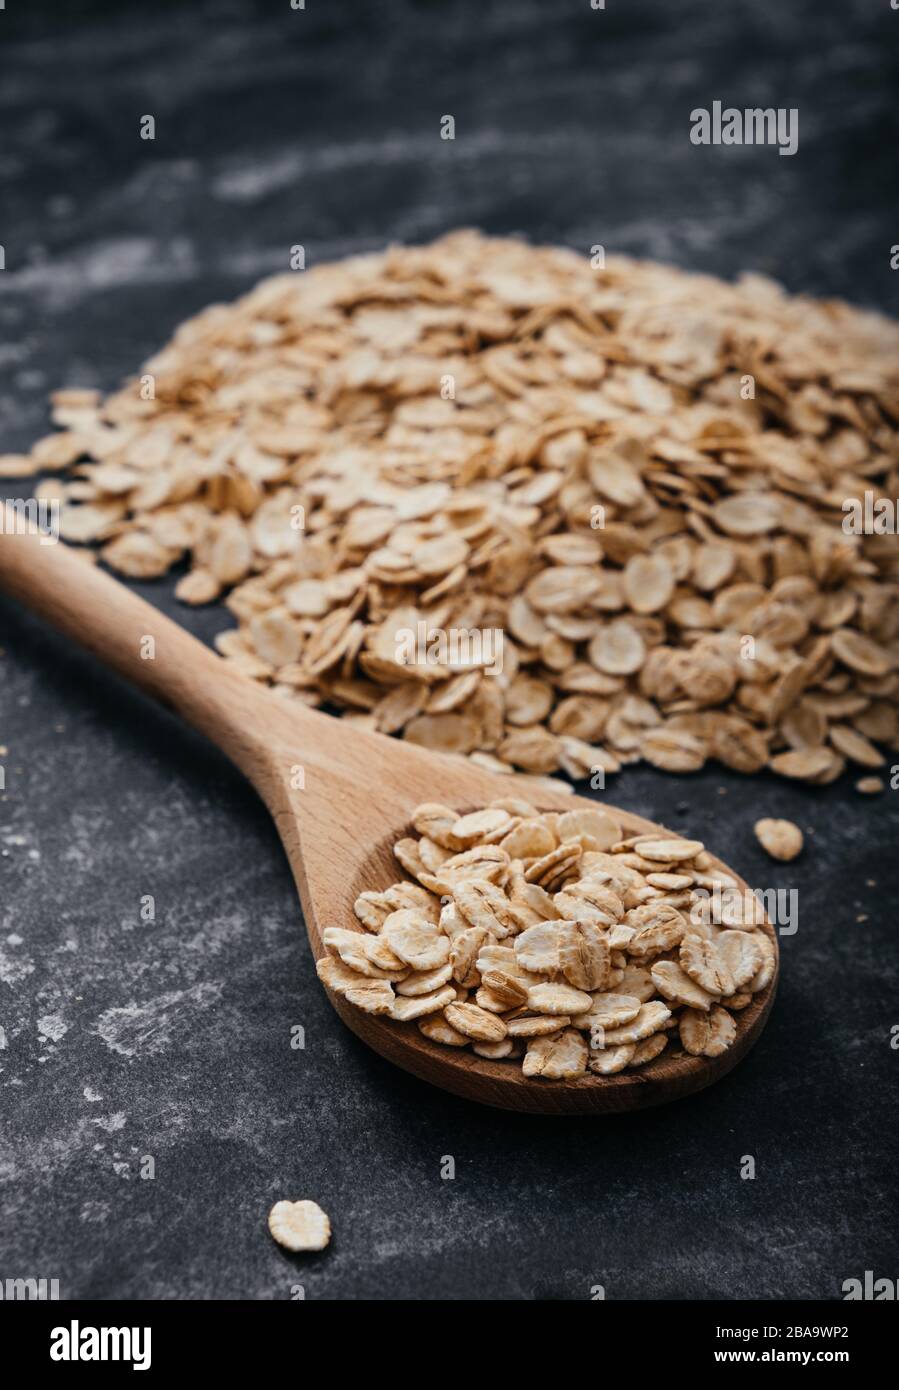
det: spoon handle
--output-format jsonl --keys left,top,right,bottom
{"left": 0, "top": 504, "right": 265, "bottom": 767}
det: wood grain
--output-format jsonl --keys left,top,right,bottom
{"left": 0, "top": 507, "right": 779, "bottom": 1113}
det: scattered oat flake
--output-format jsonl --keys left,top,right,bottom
{"left": 753, "top": 818, "right": 804, "bottom": 862}
{"left": 268, "top": 1200, "right": 331, "bottom": 1252}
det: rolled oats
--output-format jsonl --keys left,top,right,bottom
{"left": 444, "top": 1002, "right": 508, "bottom": 1042}
{"left": 453, "top": 879, "right": 523, "bottom": 936}
{"left": 411, "top": 804, "right": 465, "bottom": 850}
{"left": 748, "top": 935, "right": 776, "bottom": 993}
{"left": 768, "top": 748, "right": 836, "bottom": 781}
{"left": 522, "top": 1028, "right": 588, "bottom": 1079}
{"left": 650, "top": 960, "right": 717, "bottom": 1011}
{"left": 449, "top": 925, "right": 489, "bottom": 985}
{"left": 499, "top": 819, "right": 557, "bottom": 859}
{"left": 829, "top": 725, "right": 885, "bottom": 768}
{"left": 451, "top": 808, "right": 513, "bottom": 845}
{"left": 524, "top": 842, "right": 582, "bottom": 887}
{"left": 316, "top": 957, "right": 394, "bottom": 1013}
{"left": 526, "top": 982, "right": 594, "bottom": 1015}
{"left": 505, "top": 1013, "right": 572, "bottom": 1038}
{"left": 390, "top": 986, "right": 457, "bottom": 1022}
{"left": 634, "top": 837, "right": 705, "bottom": 863}
{"left": 606, "top": 962, "right": 652, "bottom": 998}
{"left": 557, "top": 920, "right": 611, "bottom": 990}
{"left": 343, "top": 979, "right": 395, "bottom": 1015}
{"left": 716, "top": 930, "right": 765, "bottom": 991}
{"left": 514, "top": 921, "right": 564, "bottom": 973}
{"left": 600, "top": 1000, "right": 672, "bottom": 1045}
{"left": 626, "top": 903, "right": 688, "bottom": 959}
{"left": 382, "top": 911, "right": 450, "bottom": 970}
{"left": 679, "top": 1008, "right": 712, "bottom": 1056}
{"left": 24, "top": 232, "right": 899, "bottom": 786}
{"left": 578, "top": 993, "right": 642, "bottom": 1029}
{"left": 419, "top": 1015, "right": 469, "bottom": 1047}
{"left": 321, "top": 927, "right": 407, "bottom": 978}
{"left": 679, "top": 935, "right": 735, "bottom": 996}
{"left": 479, "top": 969, "right": 529, "bottom": 1007}
{"left": 703, "top": 1006, "right": 738, "bottom": 1058}
{"left": 472, "top": 1038, "right": 517, "bottom": 1060}
{"left": 588, "top": 1043, "right": 635, "bottom": 1074}
{"left": 268, "top": 1199, "right": 331, "bottom": 1252}
{"left": 395, "top": 962, "right": 454, "bottom": 996}
{"left": 753, "top": 817, "right": 804, "bottom": 862}
{"left": 315, "top": 801, "right": 772, "bottom": 1081}
{"left": 630, "top": 1032, "right": 669, "bottom": 1066}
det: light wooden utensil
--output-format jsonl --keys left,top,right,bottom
{"left": 0, "top": 510, "right": 778, "bottom": 1113}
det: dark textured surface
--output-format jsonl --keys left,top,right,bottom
{"left": 0, "top": 0, "right": 897, "bottom": 1301}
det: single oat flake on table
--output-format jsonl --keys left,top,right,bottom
{"left": 267, "top": 1199, "right": 331, "bottom": 1252}
{"left": 23, "top": 232, "right": 899, "bottom": 782}
{"left": 753, "top": 817, "right": 804, "bottom": 861}
{"left": 314, "top": 799, "right": 776, "bottom": 1081}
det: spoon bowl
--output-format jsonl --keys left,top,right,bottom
{"left": 327, "top": 788, "right": 777, "bottom": 1113}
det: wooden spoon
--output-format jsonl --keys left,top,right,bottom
{"left": 0, "top": 511, "right": 778, "bottom": 1113}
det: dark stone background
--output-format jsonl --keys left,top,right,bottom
{"left": 0, "top": 0, "right": 896, "bottom": 1301}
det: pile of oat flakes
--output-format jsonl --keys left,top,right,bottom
{"left": 9, "top": 231, "right": 899, "bottom": 782}
{"left": 317, "top": 799, "right": 776, "bottom": 1079}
